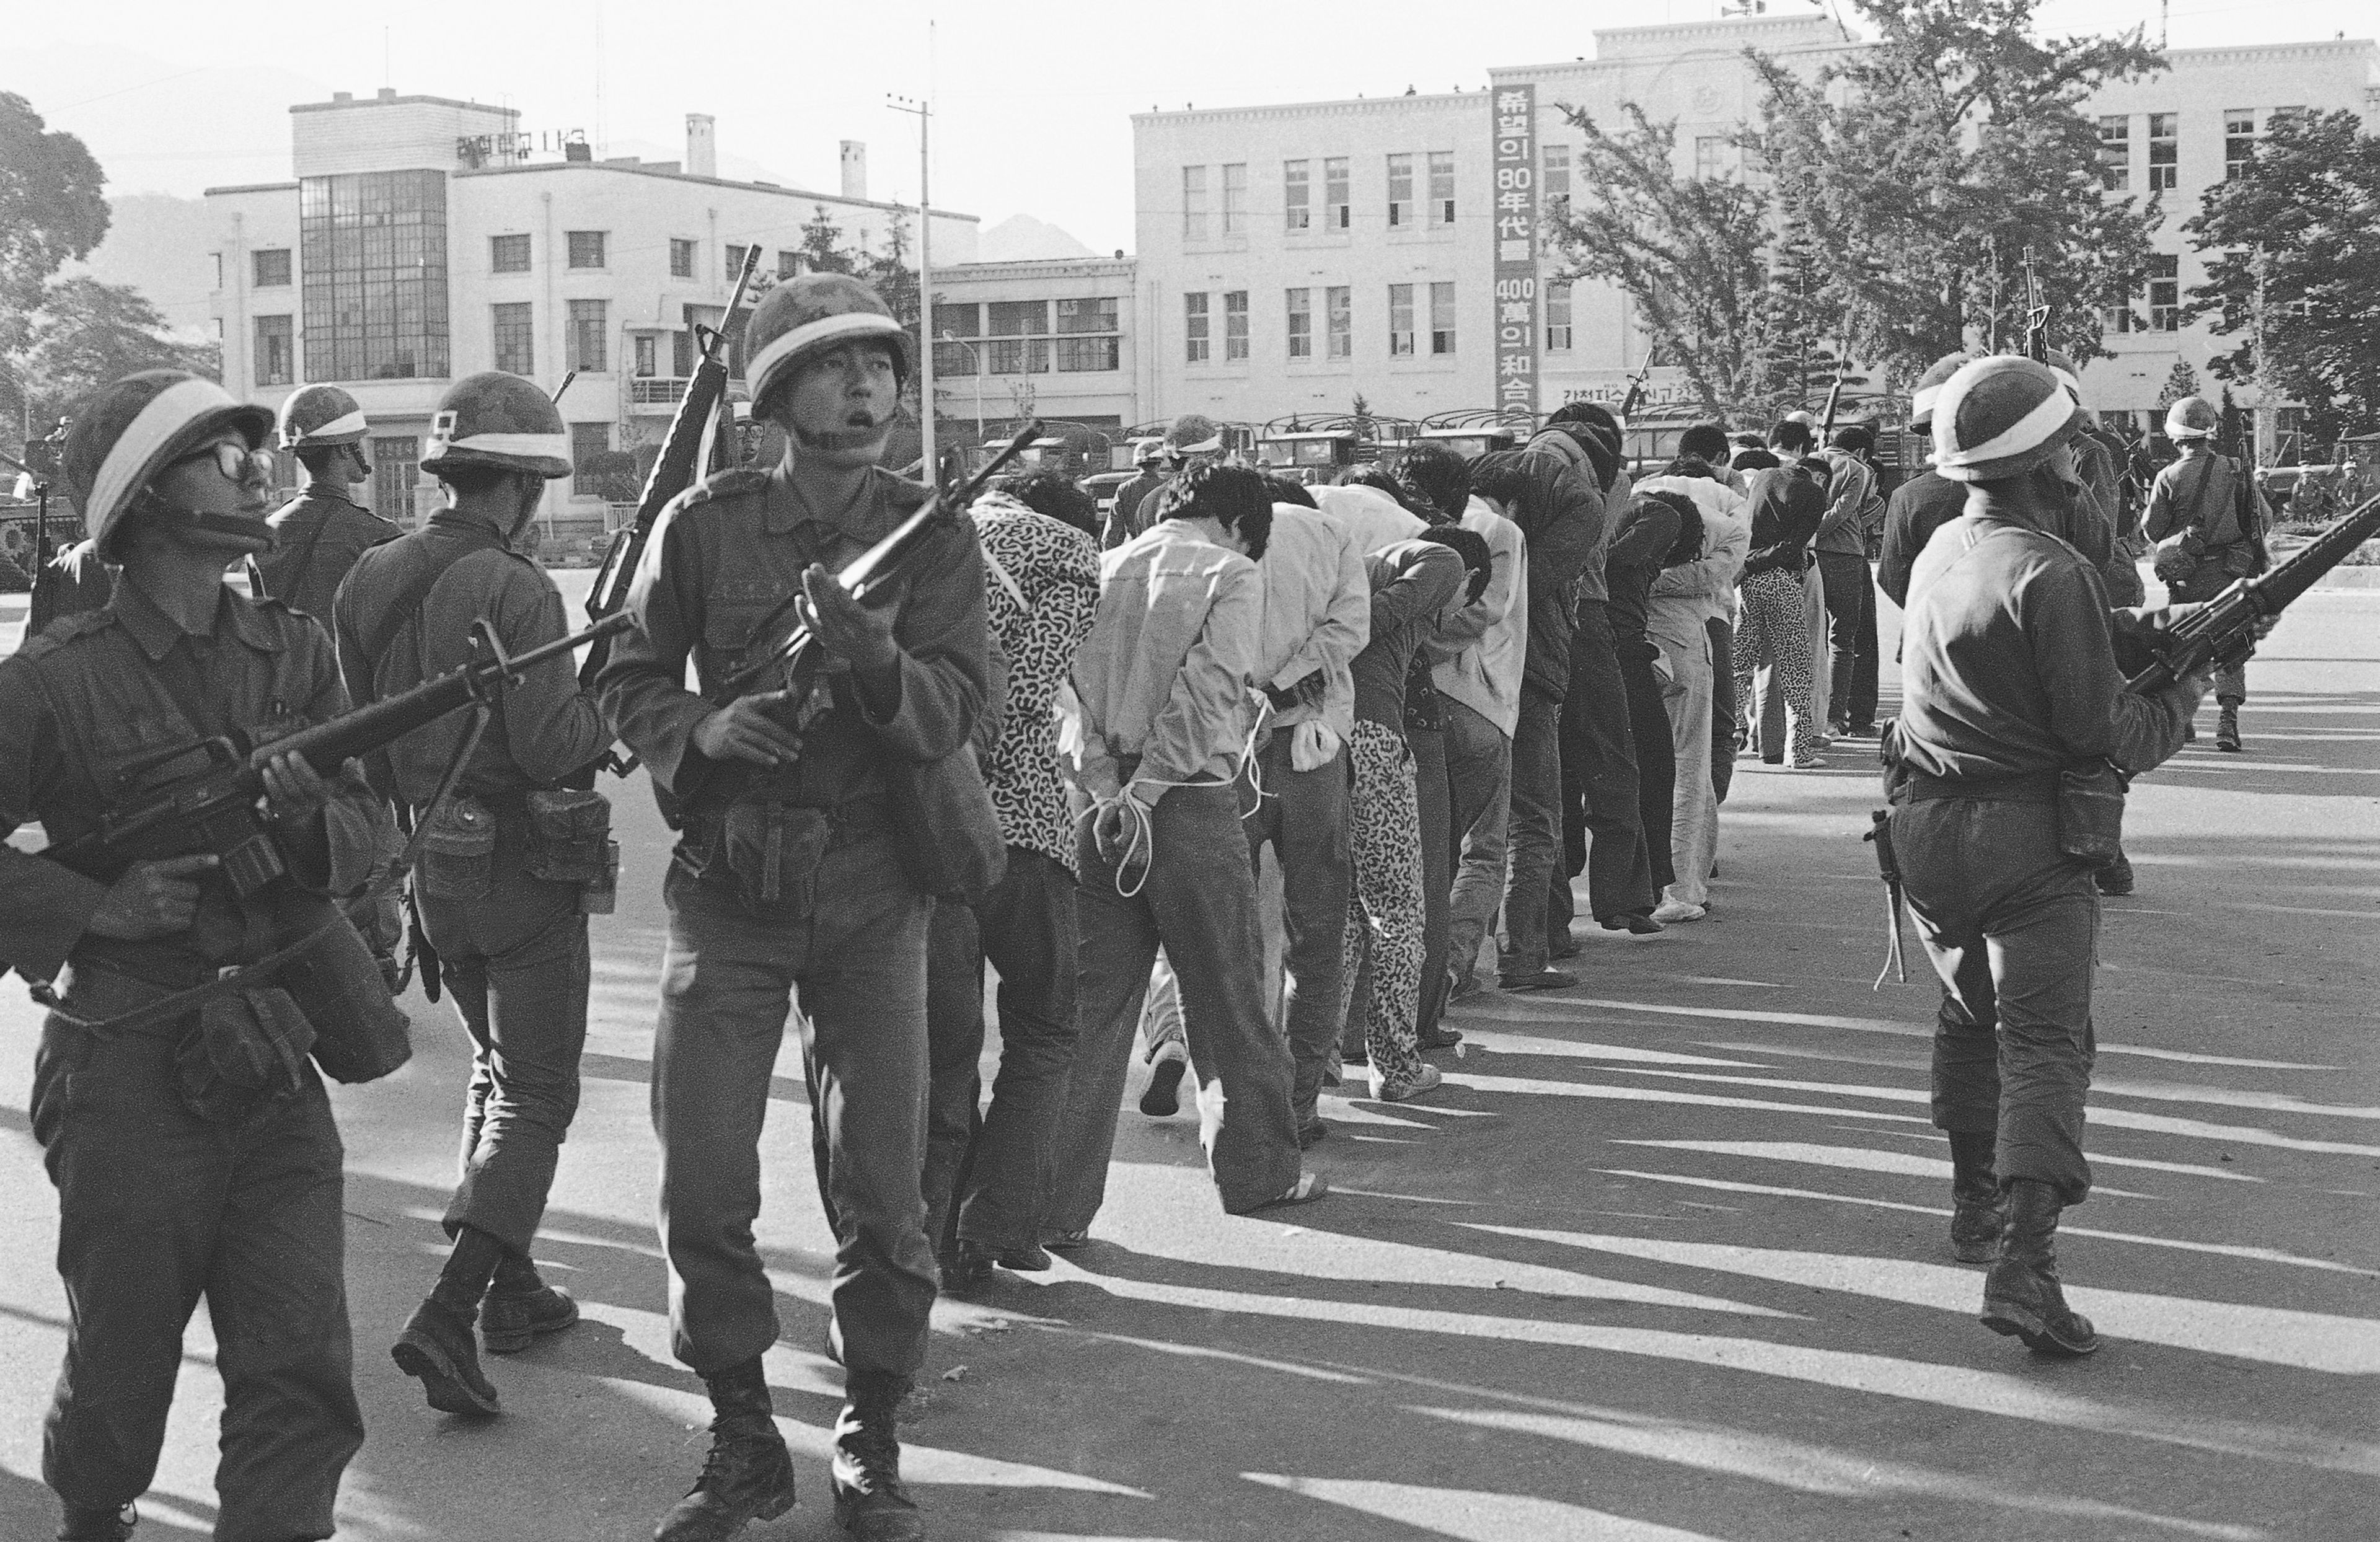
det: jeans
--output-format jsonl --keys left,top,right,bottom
{"left": 922, "top": 848, "right": 1081, "bottom": 1255}
{"left": 653, "top": 835, "right": 937, "bottom": 1380}
{"left": 1707, "top": 618, "right": 1735, "bottom": 805}
{"left": 418, "top": 822, "right": 591, "bottom": 1256}
{"left": 1241, "top": 733, "right": 1352, "bottom": 1119}
{"left": 1558, "top": 601, "right": 1657, "bottom": 923}
{"left": 1658, "top": 630, "right": 1717, "bottom": 909}
{"left": 1500, "top": 686, "right": 1565, "bottom": 974}
{"left": 1893, "top": 797, "right": 2100, "bottom": 1205}
{"left": 33, "top": 972, "right": 361, "bottom": 1541}
{"left": 1440, "top": 698, "right": 1511, "bottom": 994}
{"left": 1049, "top": 782, "right": 1301, "bottom": 1227}
{"left": 1410, "top": 725, "right": 1453, "bottom": 1038}
{"left": 1620, "top": 651, "right": 1677, "bottom": 893}
{"left": 1817, "top": 550, "right": 1880, "bottom": 730}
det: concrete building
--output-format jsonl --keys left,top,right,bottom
{"left": 928, "top": 255, "right": 1144, "bottom": 453}
{"left": 1127, "top": 15, "right": 2379, "bottom": 440}
{"left": 208, "top": 89, "right": 977, "bottom": 534}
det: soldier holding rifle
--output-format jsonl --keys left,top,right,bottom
{"left": 600, "top": 273, "right": 990, "bottom": 1542}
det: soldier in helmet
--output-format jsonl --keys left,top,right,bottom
{"left": 1102, "top": 436, "right": 1168, "bottom": 551}
{"left": 1, "top": 370, "right": 379, "bottom": 1542}
{"left": 2144, "top": 395, "right": 2270, "bottom": 752}
{"left": 249, "top": 384, "right": 402, "bottom": 618}
{"left": 599, "top": 273, "right": 991, "bottom": 1542}
{"left": 1886, "top": 356, "right": 2214, "bottom": 1360}
{"left": 330, "top": 372, "right": 615, "bottom": 1418}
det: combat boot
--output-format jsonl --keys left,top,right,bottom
{"left": 2215, "top": 704, "right": 2242, "bottom": 752}
{"left": 392, "top": 1298, "right": 502, "bottom": 1415}
{"left": 832, "top": 1373, "right": 924, "bottom": 1540}
{"left": 656, "top": 1359, "right": 797, "bottom": 1542}
{"left": 481, "top": 1254, "right": 580, "bottom": 1355}
{"left": 1947, "top": 1130, "right": 2006, "bottom": 1265}
{"left": 58, "top": 1503, "right": 135, "bottom": 1541}
{"left": 1980, "top": 1178, "right": 2100, "bottom": 1356}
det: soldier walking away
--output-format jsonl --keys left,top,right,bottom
{"left": 332, "top": 372, "right": 615, "bottom": 1418}
{"left": 1103, "top": 437, "right": 1168, "bottom": 551}
{"left": 1887, "top": 356, "right": 2213, "bottom": 1358}
{"left": 600, "top": 273, "right": 993, "bottom": 1542}
{"left": 2144, "top": 396, "right": 2270, "bottom": 753}
{"left": 1, "top": 371, "right": 376, "bottom": 1542}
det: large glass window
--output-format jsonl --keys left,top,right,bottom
{"left": 566, "top": 298, "right": 608, "bottom": 372}
{"left": 490, "top": 233, "right": 530, "bottom": 273}
{"left": 492, "top": 302, "right": 534, "bottom": 376}
{"left": 1388, "top": 283, "right": 1414, "bottom": 356}
{"left": 1284, "top": 159, "right": 1311, "bottom": 231}
{"left": 2148, "top": 114, "right": 2178, "bottom": 192}
{"left": 370, "top": 436, "right": 418, "bottom": 524}
{"left": 1544, "top": 283, "right": 1572, "bottom": 351}
{"left": 1325, "top": 157, "right": 1350, "bottom": 229}
{"left": 252, "top": 249, "right": 291, "bottom": 288}
{"left": 1429, "top": 281, "right": 1455, "bottom": 354}
{"left": 1286, "top": 288, "right": 1312, "bottom": 358}
{"left": 1429, "top": 152, "right": 1455, "bottom": 224}
{"left": 1326, "top": 286, "right": 1351, "bottom": 358}
{"left": 1185, "top": 292, "right": 1209, "bottom": 363}
{"left": 1183, "top": 165, "right": 1208, "bottom": 242}
{"left": 2148, "top": 254, "right": 2180, "bottom": 330}
{"left": 566, "top": 230, "right": 607, "bottom": 268}
{"left": 253, "top": 314, "right": 293, "bottom": 385}
{"left": 1222, "top": 163, "right": 1247, "bottom": 236}
{"left": 1388, "top": 154, "right": 1413, "bottom": 227}
{"left": 2097, "top": 116, "right": 2130, "bottom": 192}
{"left": 1224, "top": 290, "right": 1248, "bottom": 361}
{"left": 300, "top": 169, "right": 451, "bottom": 381}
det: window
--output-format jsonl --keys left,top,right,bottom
{"left": 1224, "top": 291, "right": 1248, "bottom": 361}
{"left": 2225, "top": 110, "right": 2257, "bottom": 180}
{"left": 777, "top": 250, "right": 800, "bottom": 280}
{"left": 491, "top": 233, "right": 531, "bottom": 273}
{"left": 987, "top": 300, "right": 1051, "bottom": 374}
{"left": 726, "top": 244, "right": 751, "bottom": 283}
{"left": 1286, "top": 288, "right": 1312, "bottom": 358}
{"left": 300, "top": 169, "right": 451, "bottom": 381}
{"left": 570, "top": 423, "right": 607, "bottom": 480}
{"left": 566, "top": 298, "right": 608, "bottom": 371}
{"left": 2098, "top": 116, "right": 2131, "bottom": 192}
{"left": 1222, "top": 163, "right": 1247, "bottom": 236}
{"left": 1056, "top": 297, "right": 1116, "bottom": 333}
{"left": 2100, "top": 293, "right": 2134, "bottom": 335}
{"left": 1542, "top": 144, "right": 1571, "bottom": 206}
{"left": 1185, "top": 292, "right": 1210, "bottom": 363}
{"left": 1388, "top": 154, "right": 1413, "bottom": 227}
{"left": 492, "top": 302, "right": 535, "bottom": 376}
{"left": 1055, "top": 336, "right": 1117, "bottom": 372}
{"left": 1284, "top": 159, "right": 1311, "bottom": 231}
{"left": 932, "top": 302, "right": 980, "bottom": 338}
{"left": 1695, "top": 136, "right": 1729, "bottom": 182}
{"left": 1326, "top": 286, "right": 1351, "bottom": 358}
{"left": 253, "top": 315, "right": 293, "bottom": 385}
{"left": 566, "top": 230, "right": 607, "bottom": 269}
{"left": 1429, "top": 151, "right": 1455, "bottom": 223}
{"left": 1545, "top": 283, "right": 1573, "bottom": 351}
{"left": 633, "top": 333, "right": 658, "bottom": 376}
{"left": 1429, "top": 281, "right": 1455, "bottom": 355}
{"left": 1388, "top": 283, "right": 1415, "bottom": 356}
{"left": 2148, "top": 254, "right": 2180, "bottom": 331}
{"left": 213, "top": 252, "right": 223, "bottom": 288}
{"left": 1182, "top": 165, "right": 1208, "bottom": 241}
{"left": 2148, "top": 114, "right": 2177, "bottom": 192}
{"left": 370, "top": 436, "right": 417, "bottom": 524}
{"left": 669, "top": 238, "right": 696, "bottom": 278}
{"left": 987, "top": 300, "right": 1047, "bottom": 337}
{"left": 1325, "top": 157, "right": 1350, "bottom": 229}
{"left": 252, "top": 249, "right": 291, "bottom": 288}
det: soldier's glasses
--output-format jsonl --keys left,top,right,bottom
{"left": 174, "top": 440, "right": 276, "bottom": 487}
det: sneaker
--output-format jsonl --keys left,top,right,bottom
{"left": 1651, "top": 899, "right": 1706, "bottom": 924}
{"left": 1417, "top": 1023, "right": 1463, "bottom": 1051}
{"left": 1138, "top": 1047, "right": 1189, "bottom": 1117}
{"left": 953, "top": 1238, "right": 1051, "bottom": 1278}
{"left": 1498, "top": 967, "right": 1578, "bottom": 992}
{"left": 1370, "top": 1062, "right": 1444, "bottom": 1102}
{"left": 1246, "top": 1172, "right": 1331, "bottom": 1212}
{"left": 1447, "top": 970, "right": 1484, "bottom": 1003}
{"left": 480, "top": 1281, "right": 580, "bottom": 1355}
{"left": 392, "top": 1298, "right": 501, "bottom": 1416}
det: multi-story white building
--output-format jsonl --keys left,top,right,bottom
{"left": 208, "top": 89, "right": 977, "bottom": 531}
{"left": 927, "top": 255, "right": 1145, "bottom": 451}
{"left": 1129, "top": 16, "right": 2379, "bottom": 441}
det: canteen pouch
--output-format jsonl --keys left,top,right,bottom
{"left": 524, "top": 787, "right": 614, "bottom": 886}
{"left": 417, "top": 791, "right": 497, "bottom": 901}
{"left": 177, "top": 984, "right": 314, "bottom": 1125}
{"left": 266, "top": 884, "right": 415, "bottom": 1083}
{"left": 722, "top": 801, "right": 832, "bottom": 917}
{"left": 2056, "top": 760, "right": 2127, "bottom": 870}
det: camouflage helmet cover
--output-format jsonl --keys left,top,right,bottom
{"left": 277, "top": 382, "right": 369, "bottom": 449}
{"left": 420, "top": 371, "right": 573, "bottom": 479}
{"left": 743, "top": 272, "right": 914, "bottom": 411}
{"left": 61, "top": 369, "right": 275, "bottom": 557}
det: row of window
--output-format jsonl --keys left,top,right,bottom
{"left": 928, "top": 297, "right": 1122, "bottom": 375}
{"left": 1182, "top": 283, "right": 1479, "bottom": 363}
{"left": 2097, "top": 107, "right": 2301, "bottom": 193}
{"left": 2103, "top": 254, "right": 2183, "bottom": 333}
{"left": 1184, "top": 152, "right": 1459, "bottom": 240}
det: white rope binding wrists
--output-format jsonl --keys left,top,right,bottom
{"left": 1085, "top": 694, "right": 1274, "bottom": 899}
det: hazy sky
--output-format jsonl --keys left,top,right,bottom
{"left": 17, "top": 0, "right": 2377, "bottom": 255}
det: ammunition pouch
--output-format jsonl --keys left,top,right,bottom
{"left": 265, "top": 884, "right": 415, "bottom": 1083}
{"left": 720, "top": 801, "right": 834, "bottom": 919}
{"left": 416, "top": 792, "right": 497, "bottom": 900}
{"left": 524, "top": 788, "right": 614, "bottom": 886}
{"left": 2055, "top": 760, "right": 2128, "bottom": 871}
{"left": 178, "top": 985, "right": 313, "bottom": 1126}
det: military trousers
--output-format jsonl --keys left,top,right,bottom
{"left": 652, "top": 835, "right": 937, "bottom": 1380}
{"left": 418, "top": 826, "right": 591, "bottom": 1256}
{"left": 1892, "top": 796, "right": 2100, "bottom": 1205}
{"left": 33, "top": 973, "right": 362, "bottom": 1541}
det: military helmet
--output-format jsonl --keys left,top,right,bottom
{"left": 1931, "top": 356, "right": 2084, "bottom": 485}
{"left": 743, "top": 273, "right": 914, "bottom": 412}
{"left": 1130, "top": 436, "right": 1165, "bottom": 466}
{"left": 420, "top": 371, "right": 573, "bottom": 480}
{"left": 1908, "top": 353, "right": 1972, "bottom": 431}
{"left": 1163, "top": 413, "right": 1225, "bottom": 459}
{"left": 61, "top": 369, "right": 275, "bottom": 558}
{"left": 2166, "top": 395, "right": 2219, "bottom": 440}
{"left": 278, "top": 383, "right": 369, "bottom": 451}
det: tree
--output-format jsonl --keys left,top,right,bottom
{"left": 0, "top": 93, "right": 110, "bottom": 356}
{"left": 2157, "top": 359, "right": 2199, "bottom": 408}
{"left": 1748, "top": 0, "right": 2164, "bottom": 388}
{"left": 2182, "top": 108, "right": 2380, "bottom": 447}
{"left": 797, "top": 206, "right": 857, "bottom": 276}
{"left": 4, "top": 277, "right": 219, "bottom": 433}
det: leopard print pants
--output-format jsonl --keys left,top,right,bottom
{"left": 1339, "top": 720, "right": 1426, "bottom": 1086}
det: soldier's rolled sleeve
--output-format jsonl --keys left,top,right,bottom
{"left": 0, "top": 665, "right": 109, "bottom": 981}
{"left": 599, "top": 506, "right": 721, "bottom": 801}
{"left": 494, "top": 568, "right": 614, "bottom": 783}
{"left": 857, "top": 521, "right": 990, "bottom": 764}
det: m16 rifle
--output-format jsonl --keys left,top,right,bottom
{"left": 2125, "top": 493, "right": 2380, "bottom": 697}
{"left": 1618, "top": 350, "right": 1658, "bottom": 422}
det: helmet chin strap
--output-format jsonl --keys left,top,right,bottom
{"left": 791, "top": 421, "right": 890, "bottom": 466}
{"left": 151, "top": 507, "right": 277, "bottom": 554}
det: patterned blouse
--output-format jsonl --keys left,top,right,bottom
{"left": 968, "top": 495, "right": 1102, "bottom": 873}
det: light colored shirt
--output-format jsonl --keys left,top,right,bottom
{"left": 1639, "top": 475, "right": 1750, "bottom": 667}
{"left": 1069, "top": 519, "right": 1262, "bottom": 803}
{"left": 1253, "top": 503, "right": 1369, "bottom": 741}
{"left": 1315, "top": 483, "right": 1426, "bottom": 556}
{"left": 1429, "top": 495, "right": 1528, "bottom": 737}
{"left": 1813, "top": 449, "right": 1881, "bottom": 557}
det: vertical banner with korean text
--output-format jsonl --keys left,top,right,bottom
{"left": 1492, "top": 83, "right": 1539, "bottom": 422}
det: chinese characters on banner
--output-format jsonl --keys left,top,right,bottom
{"left": 1492, "top": 83, "right": 1539, "bottom": 420}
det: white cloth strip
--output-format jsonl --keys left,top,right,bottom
{"left": 428, "top": 431, "right": 573, "bottom": 462}
{"left": 291, "top": 408, "right": 368, "bottom": 444}
{"left": 1938, "top": 383, "right": 2071, "bottom": 467}
{"left": 87, "top": 377, "right": 238, "bottom": 535}
{"left": 746, "top": 312, "right": 907, "bottom": 397}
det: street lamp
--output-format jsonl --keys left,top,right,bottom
{"left": 939, "top": 330, "right": 985, "bottom": 465}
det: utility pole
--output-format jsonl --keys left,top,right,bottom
{"left": 890, "top": 34, "right": 936, "bottom": 481}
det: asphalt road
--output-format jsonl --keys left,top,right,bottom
{"left": 1, "top": 575, "right": 2374, "bottom": 1542}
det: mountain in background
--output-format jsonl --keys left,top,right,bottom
{"left": 974, "top": 215, "right": 1103, "bottom": 264}
{"left": 68, "top": 194, "right": 217, "bottom": 339}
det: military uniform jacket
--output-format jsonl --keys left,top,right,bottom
{"left": 332, "top": 511, "right": 613, "bottom": 808}
{"left": 0, "top": 576, "right": 384, "bottom": 985}
{"left": 250, "top": 490, "right": 402, "bottom": 621}
{"left": 596, "top": 464, "right": 992, "bottom": 821}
